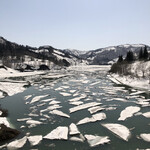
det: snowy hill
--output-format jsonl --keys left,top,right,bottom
{"left": 81, "top": 44, "right": 150, "bottom": 65}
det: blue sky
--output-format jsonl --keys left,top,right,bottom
{"left": 0, "top": 0, "right": 150, "bottom": 50}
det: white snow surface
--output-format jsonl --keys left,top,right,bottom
{"left": 102, "top": 123, "right": 131, "bottom": 141}
{"left": 27, "top": 135, "right": 43, "bottom": 146}
{"left": 118, "top": 106, "right": 141, "bottom": 121}
{"left": 0, "top": 117, "right": 10, "bottom": 127}
{"left": 85, "top": 134, "right": 110, "bottom": 147}
{"left": 44, "top": 126, "right": 68, "bottom": 140}
{"left": 69, "top": 123, "right": 80, "bottom": 135}
{"left": 7, "top": 136, "right": 27, "bottom": 149}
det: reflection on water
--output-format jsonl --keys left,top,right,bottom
{"left": 0, "top": 68, "right": 150, "bottom": 150}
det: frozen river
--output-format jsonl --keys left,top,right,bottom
{"left": 0, "top": 66, "right": 150, "bottom": 150}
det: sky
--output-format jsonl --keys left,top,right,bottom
{"left": 0, "top": 0, "right": 150, "bottom": 51}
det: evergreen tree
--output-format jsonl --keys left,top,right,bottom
{"left": 118, "top": 55, "right": 123, "bottom": 62}
{"left": 139, "top": 48, "right": 143, "bottom": 60}
{"left": 143, "top": 46, "right": 148, "bottom": 60}
{"left": 126, "top": 51, "right": 134, "bottom": 62}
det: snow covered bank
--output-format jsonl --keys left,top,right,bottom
{"left": 109, "top": 74, "right": 150, "bottom": 91}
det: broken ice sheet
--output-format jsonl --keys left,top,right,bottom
{"left": 69, "top": 95, "right": 86, "bottom": 102}
{"left": 142, "top": 112, "right": 150, "bottom": 118}
{"left": 7, "top": 136, "right": 27, "bottom": 149}
{"left": 49, "top": 100, "right": 61, "bottom": 105}
{"left": 49, "top": 110, "right": 70, "bottom": 118}
{"left": 118, "top": 106, "right": 141, "bottom": 121}
{"left": 88, "top": 106, "right": 105, "bottom": 114}
{"left": 77, "top": 112, "right": 106, "bottom": 125}
{"left": 69, "top": 123, "right": 80, "bottom": 135}
{"left": 59, "top": 92, "right": 72, "bottom": 96}
{"left": 139, "top": 133, "right": 150, "bottom": 142}
{"left": 69, "top": 136, "right": 84, "bottom": 142}
{"left": 69, "top": 102, "right": 102, "bottom": 113}
{"left": 102, "top": 123, "right": 131, "bottom": 141}
{"left": 69, "top": 101, "right": 83, "bottom": 106}
{"left": 27, "top": 135, "right": 43, "bottom": 146}
{"left": 30, "top": 95, "right": 49, "bottom": 104}
{"left": 85, "top": 134, "right": 110, "bottom": 147}
{"left": 24, "top": 95, "right": 32, "bottom": 100}
{"left": 44, "top": 126, "right": 68, "bottom": 140}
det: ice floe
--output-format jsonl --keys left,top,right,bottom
{"left": 24, "top": 95, "right": 32, "bottom": 100}
{"left": 88, "top": 106, "right": 105, "bottom": 114}
{"left": 7, "top": 136, "right": 27, "bottom": 149}
{"left": 44, "top": 126, "right": 68, "bottom": 140}
{"left": 85, "top": 134, "right": 110, "bottom": 147}
{"left": 102, "top": 123, "right": 131, "bottom": 141}
{"left": 69, "top": 101, "right": 83, "bottom": 106}
{"left": 140, "top": 133, "right": 150, "bottom": 142}
{"left": 26, "top": 120, "right": 43, "bottom": 125}
{"left": 118, "top": 106, "right": 141, "bottom": 121}
{"left": 49, "top": 100, "right": 61, "bottom": 105}
{"left": 49, "top": 110, "right": 70, "bottom": 118}
{"left": 69, "top": 102, "right": 101, "bottom": 113}
{"left": 69, "top": 123, "right": 80, "bottom": 135}
{"left": 27, "top": 135, "right": 43, "bottom": 146}
{"left": 77, "top": 112, "right": 106, "bottom": 125}
{"left": 30, "top": 95, "right": 49, "bottom": 104}
{"left": 17, "top": 117, "right": 32, "bottom": 122}
{"left": 70, "top": 136, "right": 84, "bottom": 142}
{"left": 60, "top": 92, "right": 71, "bottom": 96}
{"left": 40, "top": 104, "right": 62, "bottom": 112}
{"left": 142, "top": 112, "right": 150, "bottom": 118}
{"left": 69, "top": 95, "right": 86, "bottom": 102}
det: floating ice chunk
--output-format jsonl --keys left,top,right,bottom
{"left": 102, "top": 123, "right": 131, "bottom": 141}
{"left": 49, "top": 100, "right": 61, "bottom": 105}
{"left": 24, "top": 95, "right": 32, "bottom": 100}
{"left": 88, "top": 106, "right": 105, "bottom": 114}
{"left": 118, "top": 106, "right": 140, "bottom": 121}
{"left": 27, "top": 135, "right": 43, "bottom": 146}
{"left": 69, "top": 101, "right": 83, "bottom": 106}
{"left": 60, "top": 92, "right": 71, "bottom": 96}
{"left": 69, "top": 95, "right": 86, "bottom": 102}
{"left": 44, "top": 126, "right": 68, "bottom": 140}
{"left": 55, "top": 87, "right": 63, "bottom": 91}
{"left": 140, "top": 133, "right": 150, "bottom": 142}
{"left": 40, "top": 104, "right": 62, "bottom": 113}
{"left": 50, "top": 110, "right": 70, "bottom": 118}
{"left": 69, "top": 123, "right": 80, "bottom": 135}
{"left": 7, "top": 136, "right": 27, "bottom": 149}
{"left": 106, "top": 107, "right": 117, "bottom": 111}
{"left": 0, "top": 117, "right": 10, "bottom": 127}
{"left": 41, "top": 98, "right": 56, "bottom": 102}
{"left": 90, "top": 81, "right": 100, "bottom": 86}
{"left": 70, "top": 136, "right": 84, "bottom": 142}
{"left": 70, "top": 90, "right": 76, "bottom": 93}
{"left": 28, "top": 113, "right": 39, "bottom": 117}
{"left": 77, "top": 113, "right": 106, "bottom": 125}
{"left": 142, "top": 112, "right": 150, "bottom": 118}
{"left": 85, "top": 134, "right": 110, "bottom": 147}
{"left": 69, "top": 102, "right": 101, "bottom": 113}
{"left": 130, "top": 91, "right": 144, "bottom": 96}
{"left": 26, "top": 120, "right": 42, "bottom": 125}
{"left": 17, "top": 117, "right": 32, "bottom": 122}
{"left": 30, "top": 95, "right": 48, "bottom": 104}
{"left": 0, "top": 144, "right": 7, "bottom": 149}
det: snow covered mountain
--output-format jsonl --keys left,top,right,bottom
{"left": 0, "top": 36, "right": 150, "bottom": 67}
{"left": 81, "top": 44, "right": 150, "bottom": 65}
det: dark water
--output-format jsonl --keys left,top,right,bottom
{"left": 0, "top": 68, "right": 150, "bottom": 150}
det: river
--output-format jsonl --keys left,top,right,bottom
{"left": 0, "top": 66, "right": 150, "bottom": 150}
